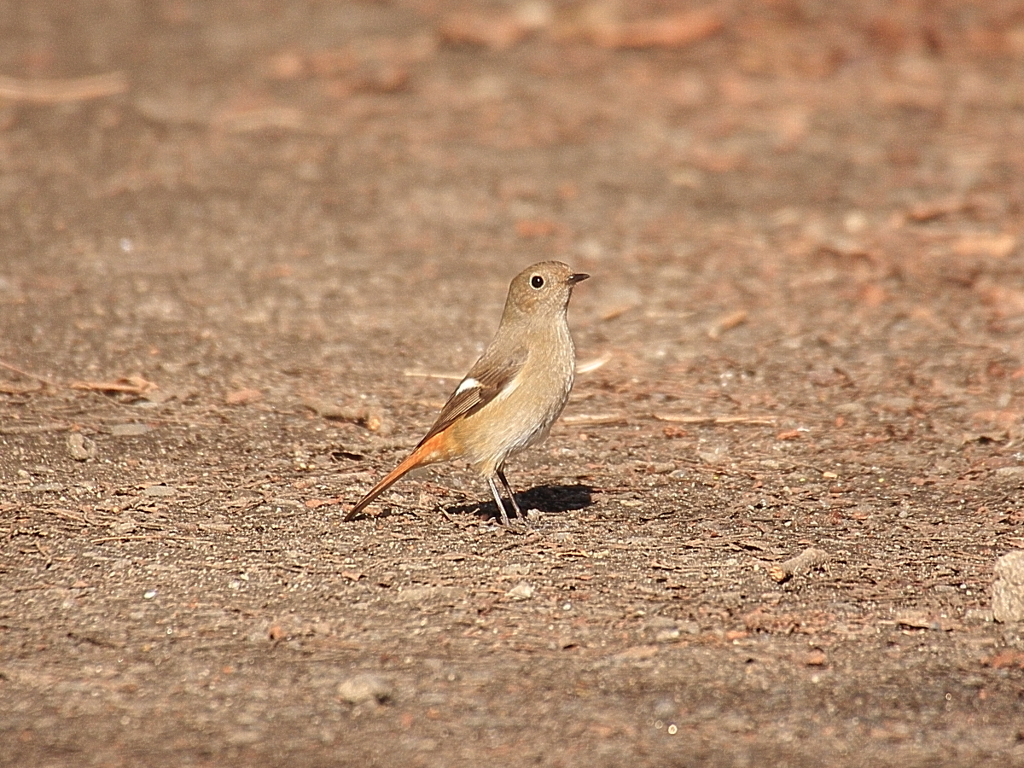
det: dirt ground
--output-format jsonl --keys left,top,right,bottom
{"left": 2, "top": 1, "right": 1024, "bottom": 765}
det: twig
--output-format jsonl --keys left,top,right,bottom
{"left": 48, "top": 508, "right": 88, "bottom": 524}
{"left": 562, "top": 413, "right": 628, "bottom": 425}
{"left": 300, "top": 400, "right": 388, "bottom": 433}
{"left": 0, "top": 358, "right": 59, "bottom": 387}
{"left": 91, "top": 534, "right": 187, "bottom": 544}
{"left": 653, "top": 413, "right": 775, "bottom": 426}
{"left": 0, "top": 422, "right": 70, "bottom": 435}
{"left": 0, "top": 71, "right": 128, "bottom": 103}
{"left": 576, "top": 352, "right": 612, "bottom": 374}
{"left": 768, "top": 547, "right": 832, "bottom": 583}
{"left": 403, "top": 370, "right": 462, "bottom": 380}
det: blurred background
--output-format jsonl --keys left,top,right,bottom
{"left": 2, "top": 1, "right": 1021, "bottom": 375}
{"left": 2, "top": 0, "right": 1023, "bottom": 473}
{"left": 3, "top": 4, "right": 1024, "bottom": 766}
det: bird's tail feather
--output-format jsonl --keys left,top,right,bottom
{"left": 343, "top": 434, "right": 447, "bottom": 521}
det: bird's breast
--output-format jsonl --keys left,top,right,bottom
{"left": 454, "top": 325, "right": 575, "bottom": 474}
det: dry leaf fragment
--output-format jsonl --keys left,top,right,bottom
{"left": 981, "top": 650, "right": 1024, "bottom": 669}
{"left": 266, "top": 50, "right": 306, "bottom": 80}
{"left": 515, "top": 218, "right": 561, "bottom": 238}
{"left": 226, "top": 388, "right": 263, "bottom": 405}
{"left": 613, "top": 644, "right": 660, "bottom": 660}
{"left": 970, "top": 410, "right": 1020, "bottom": 428}
{"left": 304, "top": 497, "right": 342, "bottom": 509}
{"left": 439, "top": 11, "right": 532, "bottom": 50}
{"left": 71, "top": 376, "right": 158, "bottom": 395}
{"left": 708, "top": 310, "right": 748, "bottom": 339}
{"left": 599, "top": 304, "right": 637, "bottom": 321}
{"left": 776, "top": 429, "right": 804, "bottom": 440}
{"left": 953, "top": 233, "right": 1016, "bottom": 259}
{"left": 213, "top": 105, "right": 307, "bottom": 133}
{"left": 977, "top": 284, "right": 1024, "bottom": 318}
{"left": 804, "top": 649, "right": 828, "bottom": 666}
{"left": 768, "top": 547, "right": 831, "bottom": 583}
{"left": 593, "top": 9, "right": 724, "bottom": 49}
{"left": 904, "top": 196, "right": 964, "bottom": 222}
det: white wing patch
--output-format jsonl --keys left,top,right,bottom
{"left": 494, "top": 376, "right": 519, "bottom": 401}
{"left": 455, "top": 377, "right": 481, "bottom": 395}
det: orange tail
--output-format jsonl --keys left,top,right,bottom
{"left": 343, "top": 434, "right": 448, "bottom": 521}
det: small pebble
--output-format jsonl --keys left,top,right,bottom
{"left": 338, "top": 673, "right": 393, "bottom": 706}
{"left": 995, "top": 466, "right": 1024, "bottom": 478}
{"left": 111, "top": 423, "right": 151, "bottom": 436}
{"left": 653, "top": 698, "right": 677, "bottom": 719}
{"left": 678, "top": 621, "right": 701, "bottom": 635}
{"left": 143, "top": 485, "right": 176, "bottom": 497}
{"left": 506, "top": 582, "right": 535, "bottom": 600}
{"left": 67, "top": 433, "right": 96, "bottom": 461}
{"left": 992, "top": 551, "right": 1024, "bottom": 623}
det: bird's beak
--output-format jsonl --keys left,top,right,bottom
{"left": 568, "top": 272, "right": 590, "bottom": 285}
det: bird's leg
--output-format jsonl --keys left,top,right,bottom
{"left": 487, "top": 476, "right": 512, "bottom": 527}
{"left": 496, "top": 466, "right": 522, "bottom": 518}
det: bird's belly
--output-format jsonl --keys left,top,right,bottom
{"left": 456, "top": 377, "right": 571, "bottom": 475}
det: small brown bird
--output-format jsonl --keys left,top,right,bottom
{"left": 344, "top": 261, "right": 589, "bottom": 525}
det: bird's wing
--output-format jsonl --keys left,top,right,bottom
{"left": 417, "top": 346, "right": 528, "bottom": 446}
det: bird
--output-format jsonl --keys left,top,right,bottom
{"left": 344, "top": 261, "right": 589, "bottom": 525}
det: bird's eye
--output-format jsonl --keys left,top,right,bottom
{"left": 531, "top": 275, "right": 544, "bottom": 289}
